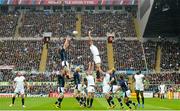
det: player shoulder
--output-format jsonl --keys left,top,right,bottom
{"left": 21, "top": 76, "right": 25, "bottom": 80}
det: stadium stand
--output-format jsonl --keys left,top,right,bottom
{"left": 0, "top": 12, "right": 19, "bottom": 37}
{"left": 0, "top": 40, "right": 43, "bottom": 71}
{"left": 113, "top": 39, "right": 146, "bottom": 70}
{"left": 143, "top": 40, "right": 157, "bottom": 71}
{"left": 81, "top": 12, "right": 136, "bottom": 37}
{"left": 19, "top": 12, "right": 76, "bottom": 37}
{"left": 161, "top": 41, "right": 180, "bottom": 71}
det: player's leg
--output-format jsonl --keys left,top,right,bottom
{"left": 124, "top": 90, "right": 136, "bottom": 109}
{"left": 20, "top": 89, "right": 25, "bottom": 107}
{"left": 80, "top": 93, "right": 86, "bottom": 107}
{"left": 10, "top": 88, "right": 19, "bottom": 107}
{"left": 103, "top": 86, "right": 112, "bottom": 108}
{"left": 94, "top": 56, "right": 102, "bottom": 82}
{"left": 136, "top": 90, "right": 141, "bottom": 107}
{"left": 55, "top": 87, "right": 64, "bottom": 108}
{"left": 162, "top": 92, "right": 165, "bottom": 99}
{"left": 113, "top": 85, "right": 123, "bottom": 109}
{"left": 74, "top": 86, "right": 80, "bottom": 104}
{"left": 115, "top": 92, "right": 124, "bottom": 109}
{"left": 140, "top": 91, "right": 144, "bottom": 108}
{"left": 87, "top": 92, "right": 91, "bottom": 107}
{"left": 21, "top": 94, "right": 25, "bottom": 108}
{"left": 9, "top": 94, "right": 16, "bottom": 107}
{"left": 89, "top": 92, "right": 95, "bottom": 108}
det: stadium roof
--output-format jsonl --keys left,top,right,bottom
{"left": 144, "top": 0, "right": 180, "bottom": 38}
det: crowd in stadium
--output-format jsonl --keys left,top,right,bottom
{"left": 143, "top": 40, "right": 157, "bottom": 70}
{"left": 161, "top": 41, "right": 180, "bottom": 71}
{"left": 0, "top": 12, "right": 19, "bottom": 37}
{"left": 81, "top": 12, "right": 136, "bottom": 37}
{"left": 113, "top": 39, "right": 146, "bottom": 70}
{"left": 0, "top": 11, "right": 136, "bottom": 38}
{"left": 0, "top": 40, "right": 42, "bottom": 70}
{"left": 19, "top": 12, "right": 76, "bottom": 37}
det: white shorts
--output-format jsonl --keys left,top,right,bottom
{"left": 14, "top": 88, "right": 25, "bottom": 94}
{"left": 58, "top": 87, "right": 64, "bottom": 94}
{"left": 135, "top": 84, "right": 144, "bottom": 91}
{"left": 123, "top": 90, "right": 131, "bottom": 98}
{"left": 93, "top": 56, "right": 101, "bottom": 64}
{"left": 160, "top": 90, "right": 165, "bottom": 94}
{"left": 103, "top": 85, "right": 111, "bottom": 94}
{"left": 112, "top": 85, "right": 119, "bottom": 93}
{"left": 87, "top": 86, "right": 95, "bottom": 93}
{"left": 62, "top": 61, "right": 69, "bottom": 68}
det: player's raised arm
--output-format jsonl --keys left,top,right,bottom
{"left": 88, "top": 31, "right": 93, "bottom": 45}
{"left": 63, "top": 37, "right": 70, "bottom": 50}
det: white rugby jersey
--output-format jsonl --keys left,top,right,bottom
{"left": 159, "top": 84, "right": 166, "bottom": 91}
{"left": 134, "top": 74, "right": 144, "bottom": 85}
{"left": 86, "top": 75, "right": 95, "bottom": 86}
{"left": 103, "top": 73, "right": 110, "bottom": 86}
{"left": 90, "top": 44, "right": 99, "bottom": 57}
{"left": 14, "top": 76, "right": 25, "bottom": 89}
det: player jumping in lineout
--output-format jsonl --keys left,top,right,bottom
{"left": 88, "top": 31, "right": 102, "bottom": 81}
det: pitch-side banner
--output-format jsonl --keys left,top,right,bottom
{"left": 0, "top": 0, "right": 138, "bottom": 5}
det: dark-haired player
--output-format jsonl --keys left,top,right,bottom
{"left": 73, "top": 67, "right": 81, "bottom": 105}
{"left": 60, "top": 37, "right": 71, "bottom": 78}
{"left": 133, "top": 71, "right": 145, "bottom": 108}
{"left": 115, "top": 75, "right": 136, "bottom": 110}
{"left": 110, "top": 69, "right": 124, "bottom": 109}
{"left": 54, "top": 70, "right": 65, "bottom": 108}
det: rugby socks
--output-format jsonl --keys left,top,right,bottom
{"left": 137, "top": 95, "right": 140, "bottom": 104}
{"left": 117, "top": 98, "right": 123, "bottom": 107}
{"left": 58, "top": 98, "right": 63, "bottom": 106}
{"left": 80, "top": 97, "right": 83, "bottom": 105}
{"left": 90, "top": 98, "right": 94, "bottom": 107}
{"left": 12, "top": 97, "right": 15, "bottom": 104}
{"left": 109, "top": 96, "right": 115, "bottom": 105}
{"left": 126, "top": 101, "right": 132, "bottom": 109}
{"left": 83, "top": 97, "right": 86, "bottom": 106}
{"left": 106, "top": 98, "right": 111, "bottom": 106}
{"left": 142, "top": 97, "right": 144, "bottom": 104}
{"left": 129, "top": 100, "right": 136, "bottom": 106}
{"left": 76, "top": 97, "right": 80, "bottom": 103}
{"left": 22, "top": 98, "right": 24, "bottom": 105}
{"left": 87, "top": 98, "right": 90, "bottom": 106}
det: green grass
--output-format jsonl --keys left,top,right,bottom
{"left": 0, "top": 97, "right": 180, "bottom": 110}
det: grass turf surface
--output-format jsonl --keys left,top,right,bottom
{"left": 0, "top": 97, "right": 180, "bottom": 110}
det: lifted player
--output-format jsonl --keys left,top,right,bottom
{"left": 60, "top": 36, "right": 72, "bottom": 78}
{"left": 88, "top": 31, "right": 102, "bottom": 81}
